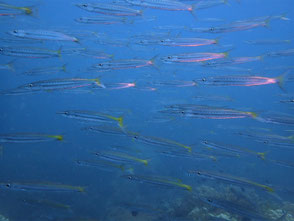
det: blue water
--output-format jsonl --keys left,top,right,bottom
{"left": 0, "top": 0, "right": 294, "bottom": 220}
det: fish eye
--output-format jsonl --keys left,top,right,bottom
{"left": 197, "top": 171, "right": 201, "bottom": 175}
{"left": 290, "top": 99, "right": 294, "bottom": 102}
{"left": 167, "top": 56, "right": 171, "bottom": 59}
{"left": 28, "top": 83, "right": 33, "bottom": 87}
{"left": 207, "top": 199, "right": 212, "bottom": 202}
{"left": 160, "top": 40, "right": 164, "bottom": 43}
{"left": 13, "top": 30, "right": 18, "bottom": 33}
{"left": 204, "top": 140, "right": 208, "bottom": 144}
{"left": 6, "top": 183, "right": 11, "bottom": 188}
{"left": 210, "top": 27, "right": 214, "bottom": 31}
{"left": 127, "top": 176, "right": 132, "bottom": 180}
{"left": 0, "top": 48, "right": 3, "bottom": 51}
{"left": 202, "top": 78, "right": 206, "bottom": 81}
{"left": 64, "top": 111, "right": 69, "bottom": 115}
{"left": 82, "top": 4, "right": 88, "bottom": 7}
{"left": 264, "top": 140, "right": 268, "bottom": 144}
{"left": 98, "top": 63, "right": 103, "bottom": 67}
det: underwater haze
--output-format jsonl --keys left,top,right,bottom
{"left": 0, "top": 0, "right": 294, "bottom": 220}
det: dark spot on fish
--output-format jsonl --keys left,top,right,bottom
{"left": 167, "top": 56, "right": 171, "bottom": 59}
{"left": 131, "top": 210, "right": 138, "bottom": 216}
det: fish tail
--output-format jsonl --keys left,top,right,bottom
{"left": 57, "top": 46, "right": 62, "bottom": 58}
{"left": 184, "top": 145, "right": 192, "bottom": 152}
{"left": 264, "top": 185, "right": 274, "bottom": 192}
{"left": 279, "top": 13, "right": 290, "bottom": 21}
{"left": 78, "top": 186, "right": 86, "bottom": 192}
{"left": 93, "top": 78, "right": 106, "bottom": 88}
{"left": 48, "top": 135, "right": 63, "bottom": 141}
{"left": 248, "top": 111, "right": 258, "bottom": 118}
{"left": 276, "top": 73, "right": 287, "bottom": 90}
{"left": 119, "top": 164, "right": 125, "bottom": 171}
{"left": 141, "top": 159, "right": 148, "bottom": 166}
{"left": 62, "top": 64, "right": 67, "bottom": 72}
{"left": 287, "top": 135, "right": 294, "bottom": 141}
{"left": 257, "top": 152, "right": 266, "bottom": 160}
{"left": 181, "top": 184, "right": 192, "bottom": 191}
{"left": 223, "top": 51, "right": 230, "bottom": 58}
{"left": 117, "top": 116, "right": 124, "bottom": 128}
{"left": 7, "top": 60, "right": 15, "bottom": 71}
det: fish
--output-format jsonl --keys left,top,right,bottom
{"left": 126, "top": 130, "right": 192, "bottom": 152}
{"left": 151, "top": 80, "right": 197, "bottom": 88}
{"left": 237, "top": 131, "right": 294, "bottom": 149}
{"left": 57, "top": 110, "right": 124, "bottom": 128}
{"left": 75, "top": 15, "right": 128, "bottom": 24}
{"left": 266, "top": 48, "right": 294, "bottom": 57}
{"left": 202, "top": 55, "right": 263, "bottom": 66}
{"left": 8, "top": 30, "right": 79, "bottom": 43}
{"left": 188, "top": 170, "right": 274, "bottom": 192}
{"left": 161, "top": 52, "right": 229, "bottom": 63}
{"left": 193, "top": 0, "right": 228, "bottom": 9}
{"left": 158, "top": 149, "right": 216, "bottom": 161}
{"left": 0, "top": 60, "right": 15, "bottom": 71}
{"left": 75, "top": 159, "right": 126, "bottom": 171}
{"left": 0, "top": 182, "right": 85, "bottom": 192}
{"left": 0, "top": 133, "right": 63, "bottom": 143}
{"left": 201, "top": 140, "right": 266, "bottom": 159}
{"left": 256, "top": 114, "right": 294, "bottom": 126}
{"left": 193, "top": 95, "right": 233, "bottom": 102}
{"left": 90, "top": 57, "right": 157, "bottom": 72}
{"left": 190, "top": 17, "right": 270, "bottom": 33}
{"left": 160, "top": 104, "right": 257, "bottom": 119}
{"left": 0, "top": 2, "right": 34, "bottom": 15}
{"left": 22, "top": 198, "right": 71, "bottom": 210}
{"left": 1, "top": 78, "right": 105, "bottom": 95}
{"left": 76, "top": 3, "right": 142, "bottom": 16}
{"left": 22, "top": 64, "right": 67, "bottom": 76}
{"left": 0, "top": 46, "right": 62, "bottom": 58}
{"left": 82, "top": 125, "right": 127, "bottom": 136}
{"left": 121, "top": 174, "right": 192, "bottom": 191}
{"left": 195, "top": 75, "right": 285, "bottom": 88}
{"left": 104, "top": 82, "right": 136, "bottom": 90}
{"left": 199, "top": 197, "right": 268, "bottom": 220}
{"left": 93, "top": 151, "right": 148, "bottom": 166}
{"left": 126, "top": 0, "right": 194, "bottom": 12}
{"left": 245, "top": 39, "right": 291, "bottom": 45}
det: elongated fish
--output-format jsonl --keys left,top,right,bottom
{"left": 201, "top": 140, "right": 266, "bottom": 159}
{"left": 75, "top": 159, "right": 126, "bottom": 172}
{"left": 0, "top": 182, "right": 85, "bottom": 192}
{"left": 160, "top": 104, "right": 257, "bottom": 119}
{"left": 200, "top": 197, "right": 268, "bottom": 220}
{"left": 189, "top": 170, "right": 273, "bottom": 192}
{"left": 0, "top": 46, "right": 61, "bottom": 58}
{"left": 0, "top": 2, "right": 34, "bottom": 15}
{"left": 8, "top": 30, "right": 79, "bottom": 42}
{"left": 76, "top": 3, "right": 142, "bottom": 16}
{"left": 195, "top": 75, "right": 284, "bottom": 88}
{"left": 90, "top": 58, "right": 156, "bottom": 72}
{"left": 57, "top": 110, "right": 124, "bottom": 128}
{"left": 121, "top": 174, "right": 192, "bottom": 191}
{"left": 126, "top": 0, "right": 194, "bottom": 11}
{"left": 161, "top": 52, "right": 228, "bottom": 63}
{"left": 75, "top": 15, "right": 128, "bottom": 24}
{"left": 1, "top": 78, "right": 105, "bottom": 95}
{"left": 0, "top": 133, "right": 63, "bottom": 143}
{"left": 93, "top": 151, "right": 148, "bottom": 166}
{"left": 126, "top": 131, "right": 192, "bottom": 152}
